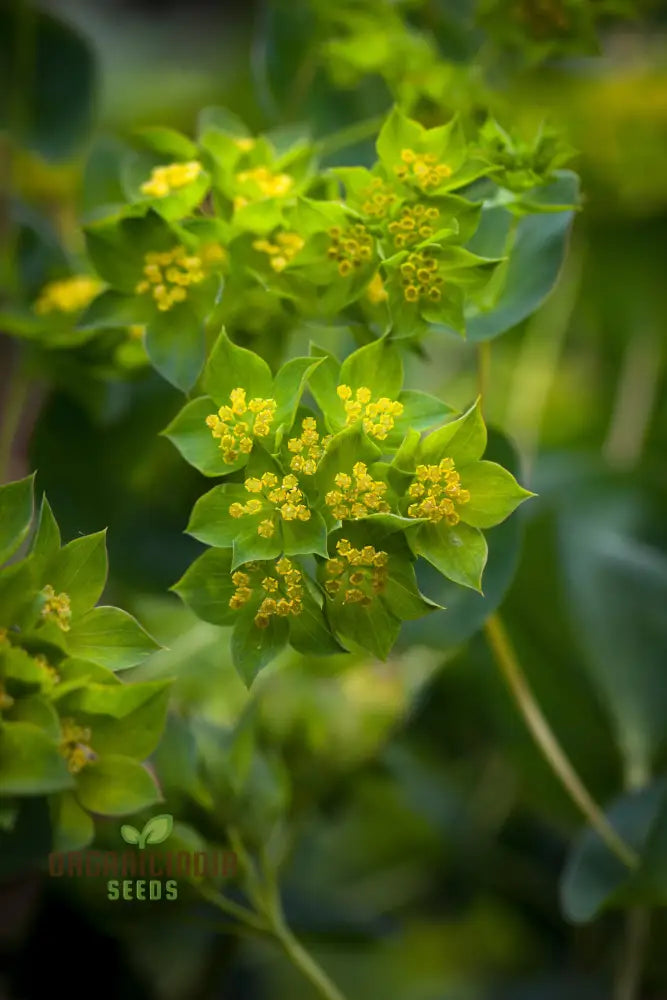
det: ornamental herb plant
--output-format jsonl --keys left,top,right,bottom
{"left": 3, "top": 3, "right": 666, "bottom": 1000}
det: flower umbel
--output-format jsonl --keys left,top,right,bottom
{"left": 59, "top": 718, "right": 95, "bottom": 774}
{"left": 135, "top": 246, "right": 205, "bottom": 311}
{"left": 324, "top": 539, "right": 389, "bottom": 606}
{"left": 253, "top": 232, "right": 304, "bottom": 272}
{"left": 206, "top": 388, "right": 277, "bottom": 464}
{"left": 287, "top": 417, "right": 332, "bottom": 475}
{"left": 407, "top": 458, "right": 470, "bottom": 525}
{"left": 327, "top": 224, "right": 374, "bottom": 277}
{"left": 34, "top": 276, "right": 102, "bottom": 315}
{"left": 361, "top": 177, "right": 398, "bottom": 219}
{"left": 336, "top": 384, "right": 404, "bottom": 441}
{"left": 400, "top": 248, "right": 444, "bottom": 303}
{"left": 140, "top": 160, "right": 202, "bottom": 198}
{"left": 228, "top": 558, "right": 304, "bottom": 628}
{"left": 229, "top": 472, "right": 311, "bottom": 537}
{"left": 236, "top": 166, "right": 293, "bottom": 198}
{"left": 394, "top": 148, "right": 452, "bottom": 190}
{"left": 325, "top": 462, "right": 390, "bottom": 520}
{"left": 41, "top": 585, "right": 72, "bottom": 632}
{"left": 388, "top": 204, "right": 440, "bottom": 249}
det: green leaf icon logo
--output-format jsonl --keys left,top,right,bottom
{"left": 141, "top": 814, "right": 173, "bottom": 847}
{"left": 120, "top": 824, "right": 140, "bottom": 845}
{"left": 120, "top": 814, "right": 173, "bottom": 849}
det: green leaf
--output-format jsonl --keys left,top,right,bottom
{"left": 339, "top": 338, "right": 403, "bottom": 400}
{"left": 203, "top": 328, "right": 273, "bottom": 405}
{"left": 172, "top": 547, "right": 237, "bottom": 626}
{"left": 28, "top": 496, "right": 61, "bottom": 567}
{"left": 0, "top": 722, "right": 73, "bottom": 796}
{"left": 288, "top": 584, "right": 343, "bottom": 656}
{"left": 7, "top": 695, "right": 60, "bottom": 739}
{"left": 187, "top": 484, "right": 249, "bottom": 549}
{"left": 281, "top": 510, "right": 329, "bottom": 559}
{"left": 560, "top": 782, "right": 666, "bottom": 923}
{"left": 420, "top": 398, "right": 487, "bottom": 467}
{"left": 163, "top": 396, "right": 239, "bottom": 477}
{"left": 392, "top": 391, "right": 454, "bottom": 440}
{"left": 466, "top": 176, "right": 579, "bottom": 342}
{"left": 75, "top": 755, "right": 161, "bottom": 815}
{"left": 66, "top": 606, "right": 159, "bottom": 671}
{"left": 0, "top": 475, "right": 35, "bottom": 567}
{"left": 458, "top": 461, "right": 534, "bottom": 528}
{"left": 145, "top": 299, "right": 206, "bottom": 392}
{"left": 315, "top": 425, "right": 382, "bottom": 502}
{"left": 141, "top": 813, "right": 174, "bottom": 846}
{"left": 327, "top": 596, "right": 400, "bottom": 661}
{"left": 412, "top": 521, "right": 488, "bottom": 592}
{"left": 382, "top": 559, "right": 442, "bottom": 621}
{"left": 0, "top": 9, "right": 96, "bottom": 161}
{"left": 232, "top": 523, "right": 282, "bottom": 570}
{"left": 272, "top": 356, "right": 323, "bottom": 430}
{"left": 77, "top": 289, "right": 152, "bottom": 330}
{"left": 231, "top": 611, "right": 289, "bottom": 685}
{"left": 42, "top": 530, "right": 108, "bottom": 616}
{"left": 51, "top": 791, "right": 95, "bottom": 851}
{"left": 307, "top": 343, "right": 341, "bottom": 417}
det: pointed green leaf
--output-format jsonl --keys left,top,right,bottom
{"left": 0, "top": 475, "right": 35, "bottom": 567}
{"left": 0, "top": 722, "right": 73, "bottom": 795}
{"left": 66, "top": 606, "right": 159, "bottom": 671}
{"left": 75, "top": 755, "right": 161, "bottom": 815}
{"left": 203, "top": 328, "right": 273, "bottom": 406}
{"left": 172, "top": 547, "right": 237, "bottom": 626}
{"left": 163, "top": 396, "right": 243, "bottom": 476}
{"left": 339, "top": 338, "right": 403, "bottom": 400}
{"left": 420, "top": 398, "right": 486, "bottom": 466}
{"left": 458, "top": 461, "right": 534, "bottom": 528}
{"left": 412, "top": 521, "right": 488, "bottom": 592}
{"left": 231, "top": 611, "right": 289, "bottom": 685}
{"left": 43, "top": 530, "right": 108, "bottom": 617}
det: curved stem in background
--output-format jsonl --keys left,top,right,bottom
{"left": 316, "top": 115, "right": 385, "bottom": 161}
{"left": 614, "top": 907, "right": 650, "bottom": 1000}
{"left": 476, "top": 340, "right": 491, "bottom": 415}
{"left": 0, "top": 346, "right": 31, "bottom": 484}
{"left": 484, "top": 613, "right": 640, "bottom": 871}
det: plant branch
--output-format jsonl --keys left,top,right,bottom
{"left": 484, "top": 613, "right": 639, "bottom": 870}
{"left": 614, "top": 908, "right": 650, "bottom": 1000}
{"left": 316, "top": 116, "right": 385, "bottom": 160}
{"left": 0, "top": 346, "right": 31, "bottom": 484}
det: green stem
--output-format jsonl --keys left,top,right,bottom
{"left": 196, "top": 883, "right": 269, "bottom": 935}
{"left": 315, "top": 115, "right": 385, "bottom": 160}
{"left": 614, "top": 908, "right": 650, "bottom": 1000}
{"left": 484, "top": 613, "right": 639, "bottom": 871}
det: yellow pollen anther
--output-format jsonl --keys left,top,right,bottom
{"left": 394, "top": 148, "right": 452, "bottom": 190}
{"left": 407, "top": 457, "right": 470, "bottom": 525}
{"left": 206, "top": 389, "right": 277, "bottom": 464}
{"left": 325, "top": 462, "right": 390, "bottom": 520}
{"left": 336, "top": 384, "right": 404, "bottom": 441}
{"left": 41, "top": 585, "right": 72, "bottom": 632}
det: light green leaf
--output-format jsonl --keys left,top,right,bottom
{"left": 281, "top": 510, "right": 329, "bottom": 559}
{"left": 412, "top": 520, "right": 488, "bottom": 592}
{"left": 162, "top": 396, "right": 240, "bottom": 476}
{"left": 28, "top": 496, "right": 61, "bottom": 566}
{"left": 327, "top": 595, "right": 400, "bottom": 661}
{"left": 203, "top": 327, "right": 273, "bottom": 405}
{"left": 43, "top": 530, "right": 108, "bottom": 617}
{"left": 145, "top": 299, "right": 206, "bottom": 392}
{"left": 51, "top": 791, "right": 95, "bottom": 851}
{"left": 0, "top": 722, "right": 73, "bottom": 795}
{"left": 0, "top": 475, "right": 35, "bottom": 567}
{"left": 187, "top": 484, "right": 249, "bottom": 548}
{"left": 458, "top": 461, "right": 534, "bottom": 528}
{"left": 272, "top": 356, "right": 323, "bottom": 430}
{"left": 172, "top": 547, "right": 237, "bottom": 626}
{"left": 66, "top": 606, "right": 159, "bottom": 671}
{"left": 75, "top": 755, "right": 161, "bottom": 815}
{"left": 339, "top": 338, "right": 403, "bottom": 400}
{"left": 231, "top": 611, "right": 289, "bottom": 685}
{"left": 420, "top": 398, "right": 486, "bottom": 466}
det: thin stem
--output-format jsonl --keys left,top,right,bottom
{"left": 477, "top": 340, "right": 491, "bottom": 414}
{"left": 614, "top": 908, "right": 650, "bottom": 1000}
{"left": 315, "top": 115, "right": 385, "bottom": 160}
{"left": 272, "top": 920, "right": 346, "bottom": 1000}
{"left": 484, "top": 613, "right": 639, "bottom": 870}
{"left": 0, "top": 347, "right": 31, "bottom": 484}
{"left": 196, "top": 883, "right": 269, "bottom": 935}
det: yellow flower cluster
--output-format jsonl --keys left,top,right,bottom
{"left": 229, "top": 472, "right": 310, "bottom": 538}
{"left": 59, "top": 718, "right": 95, "bottom": 774}
{"left": 206, "top": 388, "right": 277, "bottom": 464}
{"left": 41, "top": 585, "right": 72, "bottom": 632}
{"left": 327, "top": 224, "right": 373, "bottom": 277}
{"left": 361, "top": 177, "right": 398, "bottom": 218}
{"left": 407, "top": 458, "right": 471, "bottom": 525}
{"left": 34, "top": 275, "right": 102, "bottom": 315}
{"left": 287, "top": 417, "right": 331, "bottom": 475}
{"left": 234, "top": 138, "right": 255, "bottom": 152}
{"left": 236, "top": 166, "right": 293, "bottom": 198}
{"left": 400, "top": 249, "right": 444, "bottom": 303}
{"left": 395, "top": 148, "right": 452, "bottom": 190}
{"left": 337, "top": 384, "right": 404, "bottom": 441}
{"left": 324, "top": 538, "right": 389, "bottom": 606}
{"left": 253, "top": 232, "right": 304, "bottom": 272}
{"left": 388, "top": 204, "right": 440, "bottom": 249}
{"left": 325, "top": 462, "right": 390, "bottom": 520}
{"left": 229, "top": 558, "right": 304, "bottom": 629}
{"left": 140, "top": 160, "right": 202, "bottom": 198}
{"left": 366, "top": 271, "right": 388, "bottom": 304}
{"left": 135, "top": 245, "right": 205, "bottom": 311}
{"left": 35, "top": 654, "right": 61, "bottom": 691}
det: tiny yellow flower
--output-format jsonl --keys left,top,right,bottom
{"left": 59, "top": 718, "right": 95, "bottom": 774}
{"left": 206, "top": 389, "right": 277, "bottom": 464}
{"left": 327, "top": 223, "right": 374, "bottom": 277}
{"left": 399, "top": 248, "right": 444, "bottom": 304}
{"left": 325, "top": 462, "right": 390, "bottom": 520}
{"left": 135, "top": 245, "right": 206, "bottom": 311}
{"left": 324, "top": 539, "right": 389, "bottom": 605}
{"left": 253, "top": 231, "right": 304, "bottom": 272}
{"left": 336, "top": 384, "right": 404, "bottom": 440}
{"left": 41, "top": 585, "right": 72, "bottom": 632}
{"left": 34, "top": 275, "right": 102, "bottom": 315}
{"left": 287, "top": 417, "right": 332, "bottom": 475}
{"left": 228, "top": 473, "right": 311, "bottom": 536}
{"left": 236, "top": 166, "right": 293, "bottom": 199}
{"left": 366, "top": 271, "right": 388, "bottom": 304}
{"left": 407, "top": 457, "right": 470, "bottom": 525}
{"left": 140, "top": 160, "right": 202, "bottom": 198}
{"left": 394, "top": 148, "right": 452, "bottom": 190}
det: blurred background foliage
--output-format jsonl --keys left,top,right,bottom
{"left": 1, "top": 0, "right": 667, "bottom": 998}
